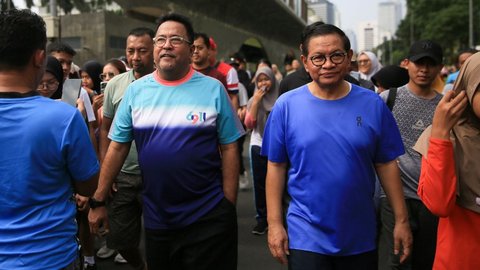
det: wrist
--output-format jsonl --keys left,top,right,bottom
{"left": 88, "top": 197, "right": 106, "bottom": 209}
{"left": 394, "top": 216, "right": 409, "bottom": 225}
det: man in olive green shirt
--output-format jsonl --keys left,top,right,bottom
{"left": 97, "top": 27, "right": 155, "bottom": 270}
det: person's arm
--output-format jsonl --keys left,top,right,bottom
{"left": 88, "top": 141, "right": 130, "bottom": 234}
{"left": 375, "top": 160, "right": 412, "bottom": 264}
{"left": 266, "top": 161, "right": 289, "bottom": 265}
{"left": 237, "top": 106, "right": 246, "bottom": 122}
{"left": 417, "top": 90, "right": 468, "bottom": 216}
{"left": 74, "top": 173, "right": 99, "bottom": 198}
{"left": 418, "top": 140, "right": 457, "bottom": 217}
{"left": 92, "top": 94, "right": 104, "bottom": 126}
{"left": 99, "top": 116, "right": 113, "bottom": 163}
{"left": 244, "top": 90, "right": 267, "bottom": 129}
{"left": 220, "top": 142, "right": 239, "bottom": 204}
{"left": 228, "top": 92, "right": 239, "bottom": 112}
{"left": 88, "top": 122, "right": 98, "bottom": 157}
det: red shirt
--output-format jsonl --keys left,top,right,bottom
{"left": 194, "top": 66, "right": 227, "bottom": 90}
{"left": 418, "top": 138, "right": 480, "bottom": 270}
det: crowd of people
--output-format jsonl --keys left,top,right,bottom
{"left": 1, "top": 8, "right": 479, "bottom": 270}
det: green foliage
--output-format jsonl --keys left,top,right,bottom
{"left": 380, "top": 0, "right": 480, "bottom": 65}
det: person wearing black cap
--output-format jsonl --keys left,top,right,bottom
{"left": 378, "top": 40, "right": 444, "bottom": 270}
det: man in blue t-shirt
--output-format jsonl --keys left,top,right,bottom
{"left": 89, "top": 13, "right": 244, "bottom": 270}
{"left": 0, "top": 9, "right": 99, "bottom": 269}
{"left": 262, "top": 23, "right": 412, "bottom": 270}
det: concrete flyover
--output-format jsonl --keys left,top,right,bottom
{"left": 65, "top": 0, "right": 307, "bottom": 67}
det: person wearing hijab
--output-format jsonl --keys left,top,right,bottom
{"left": 81, "top": 60, "right": 103, "bottom": 98}
{"left": 38, "top": 56, "right": 63, "bottom": 99}
{"left": 358, "top": 51, "right": 382, "bottom": 81}
{"left": 414, "top": 52, "right": 480, "bottom": 269}
{"left": 244, "top": 66, "right": 279, "bottom": 235}
{"left": 37, "top": 56, "right": 89, "bottom": 118}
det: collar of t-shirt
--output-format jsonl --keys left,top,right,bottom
{"left": 0, "top": 91, "right": 39, "bottom": 98}
{"left": 153, "top": 67, "right": 195, "bottom": 86}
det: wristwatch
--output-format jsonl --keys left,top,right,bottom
{"left": 88, "top": 197, "right": 106, "bottom": 209}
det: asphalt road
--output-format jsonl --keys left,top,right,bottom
{"left": 96, "top": 182, "right": 287, "bottom": 270}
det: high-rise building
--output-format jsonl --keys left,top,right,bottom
{"left": 345, "top": 29, "right": 357, "bottom": 52}
{"left": 378, "top": 1, "right": 402, "bottom": 43}
{"left": 357, "top": 22, "right": 378, "bottom": 52}
{"left": 307, "top": 0, "right": 340, "bottom": 26}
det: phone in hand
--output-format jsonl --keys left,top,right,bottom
{"left": 61, "top": 79, "right": 82, "bottom": 107}
{"left": 100, "top": 81, "right": 107, "bottom": 94}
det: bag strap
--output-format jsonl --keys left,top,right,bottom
{"left": 386, "top": 87, "right": 397, "bottom": 111}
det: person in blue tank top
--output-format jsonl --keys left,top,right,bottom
{"left": 261, "top": 22, "right": 412, "bottom": 270}
{"left": 0, "top": 9, "right": 99, "bottom": 270}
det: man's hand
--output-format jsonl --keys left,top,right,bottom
{"left": 268, "top": 223, "right": 289, "bottom": 265}
{"left": 75, "top": 194, "right": 90, "bottom": 212}
{"left": 393, "top": 220, "right": 413, "bottom": 263}
{"left": 88, "top": 206, "right": 109, "bottom": 236}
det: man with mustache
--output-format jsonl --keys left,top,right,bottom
{"left": 89, "top": 13, "right": 244, "bottom": 270}
{"left": 94, "top": 27, "right": 156, "bottom": 270}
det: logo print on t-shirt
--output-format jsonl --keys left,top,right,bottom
{"left": 412, "top": 119, "right": 425, "bottom": 130}
{"left": 356, "top": 116, "right": 362, "bottom": 127}
{"left": 186, "top": 111, "right": 206, "bottom": 124}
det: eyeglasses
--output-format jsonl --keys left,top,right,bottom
{"left": 37, "top": 80, "right": 59, "bottom": 91}
{"left": 310, "top": 52, "right": 347, "bottom": 67}
{"left": 100, "top": 72, "right": 115, "bottom": 80}
{"left": 153, "top": 36, "right": 191, "bottom": 48}
{"left": 358, "top": 59, "right": 370, "bottom": 65}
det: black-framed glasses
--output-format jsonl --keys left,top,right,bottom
{"left": 153, "top": 36, "right": 191, "bottom": 48}
{"left": 310, "top": 52, "right": 347, "bottom": 67}
{"left": 37, "top": 80, "right": 59, "bottom": 91}
{"left": 100, "top": 72, "right": 115, "bottom": 80}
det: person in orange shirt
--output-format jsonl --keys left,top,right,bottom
{"left": 415, "top": 52, "right": 480, "bottom": 270}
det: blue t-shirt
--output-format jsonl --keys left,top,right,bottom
{"left": 262, "top": 84, "right": 404, "bottom": 255}
{"left": 110, "top": 69, "right": 244, "bottom": 230}
{"left": 0, "top": 95, "right": 99, "bottom": 269}
{"left": 446, "top": 71, "right": 459, "bottom": 84}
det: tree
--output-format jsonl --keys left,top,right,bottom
{"left": 377, "top": 0, "right": 479, "bottom": 65}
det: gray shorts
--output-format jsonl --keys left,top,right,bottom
{"left": 106, "top": 172, "right": 143, "bottom": 250}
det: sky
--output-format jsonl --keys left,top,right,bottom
{"left": 331, "top": 0, "right": 406, "bottom": 32}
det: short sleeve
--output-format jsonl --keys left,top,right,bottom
{"left": 216, "top": 84, "right": 245, "bottom": 144}
{"left": 226, "top": 67, "right": 239, "bottom": 92}
{"left": 261, "top": 101, "right": 288, "bottom": 162}
{"left": 374, "top": 101, "right": 405, "bottom": 163}
{"left": 102, "top": 80, "right": 115, "bottom": 119}
{"left": 238, "top": 83, "right": 248, "bottom": 107}
{"left": 64, "top": 111, "right": 99, "bottom": 181}
{"left": 109, "top": 86, "right": 134, "bottom": 143}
